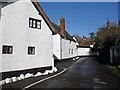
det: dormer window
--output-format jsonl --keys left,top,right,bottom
{"left": 29, "top": 17, "right": 41, "bottom": 29}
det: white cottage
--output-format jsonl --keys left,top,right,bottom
{"left": 52, "top": 17, "right": 78, "bottom": 60}
{"left": 0, "top": 0, "right": 56, "bottom": 80}
{"left": 77, "top": 46, "right": 91, "bottom": 56}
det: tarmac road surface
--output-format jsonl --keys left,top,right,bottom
{"left": 2, "top": 57, "right": 120, "bottom": 89}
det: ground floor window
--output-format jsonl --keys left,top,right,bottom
{"left": 28, "top": 46, "right": 35, "bottom": 55}
{"left": 69, "top": 49, "right": 71, "bottom": 54}
{"left": 71, "top": 49, "right": 74, "bottom": 54}
{"left": 2, "top": 45, "right": 13, "bottom": 54}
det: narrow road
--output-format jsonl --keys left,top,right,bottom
{"left": 25, "top": 57, "right": 120, "bottom": 89}
{"left": 2, "top": 57, "right": 120, "bottom": 89}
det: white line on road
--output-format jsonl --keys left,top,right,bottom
{"left": 21, "top": 68, "right": 67, "bottom": 90}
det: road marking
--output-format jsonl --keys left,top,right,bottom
{"left": 93, "top": 78, "right": 107, "bottom": 85}
{"left": 21, "top": 68, "right": 67, "bottom": 90}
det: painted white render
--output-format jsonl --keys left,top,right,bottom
{"left": 61, "top": 38, "right": 70, "bottom": 59}
{"left": 1, "top": 0, "right": 53, "bottom": 72}
{"left": 0, "top": 1, "right": 2, "bottom": 73}
{"left": 53, "top": 34, "right": 61, "bottom": 60}
{"left": 53, "top": 34, "right": 78, "bottom": 60}
{"left": 61, "top": 39, "right": 78, "bottom": 59}
{"left": 78, "top": 47, "right": 91, "bottom": 56}
{"left": 70, "top": 39, "right": 78, "bottom": 57}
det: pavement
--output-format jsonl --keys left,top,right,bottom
{"left": 103, "top": 65, "right": 120, "bottom": 78}
{"left": 93, "top": 57, "right": 120, "bottom": 78}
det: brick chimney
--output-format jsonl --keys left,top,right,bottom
{"left": 106, "top": 19, "right": 110, "bottom": 29}
{"left": 60, "top": 17, "right": 66, "bottom": 37}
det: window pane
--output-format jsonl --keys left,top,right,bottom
{"left": 37, "top": 21, "right": 41, "bottom": 29}
{"left": 33, "top": 20, "right": 36, "bottom": 24}
{"left": 28, "top": 47, "right": 35, "bottom": 55}
{"left": 29, "top": 19, "right": 32, "bottom": 27}
{"left": 37, "top": 25, "right": 40, "bottom": 29}
{"left": 32, "top": 48, "right": 35, "bottom": 54}
{"left": 33, "top": 20, "right": 36, "bottom": 28}
{"left": 37, "top": 21, "right": 40, "bottom": 25}
{"left": 71, "top": 49, "right": 73, "bottom": 54}
{"left": 2, "top": 45, "right": 13, "bottom": 54}
{"left": 9, "top": 47, "right": 12, "bottom": 54}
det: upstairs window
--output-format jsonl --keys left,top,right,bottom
{"left": 2, "top": 45, "right": 13, "bottom": 54}
{"left": 29, "top": 17, "right": 41, "bottom": 29}
{"left": 29, "top": 19, "right": 33, "bottom": 27}
{"left": 33, "top": 20, "right": 36, "bottom": 28}
{"left": 28, "top": 46, "right": 35, "bottom": 55}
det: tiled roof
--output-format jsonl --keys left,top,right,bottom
{"left": 31, "top": 0, "right": 56, "bottom": 34}
{"left": 51, "top": 22, "right": 60, "bottom": 34}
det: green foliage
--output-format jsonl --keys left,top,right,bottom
{"left": 89, "top": 32, "right": 95, "bottom": 40}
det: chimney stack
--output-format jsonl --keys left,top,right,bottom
{"left": 106, "top": 19, "right": 110, "bottom": 29}
{"left": 60, "top": 17, "right": 66, "bottom": 37}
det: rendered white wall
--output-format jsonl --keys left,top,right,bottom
{"left": 70, "top": 41, "right": 78, "bottom": 57}
{"left": 61, "top": 39, "right": 70, "bottom": 59}
{"left": 1, "top": 0, "right": 53, "bottom": 72}
{"left": 61, "top": 38, "right": 78, "bottom": 59}
{"left": 53, "top": 34, "right": 61, "bottom": 59}
{"left": 53, "top": 35, "right": 78, "bottom": 60}
{"left": 78, "top": 48, "right": 90, "bottom": 56}
{"left": 0, "top": 1, "right": 2, "bottom": 73}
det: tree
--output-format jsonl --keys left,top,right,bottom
{"left": 94, "top": 22, "right": 119, "bottom": 64}
{"left": 73, "top": 34, "right": 91, "bottom": 46}
{"left": 89, "top": 32, "right": 95, "bottom": 40}
{"left": 89, "top": 32, "right": 95, "bottom": 45}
